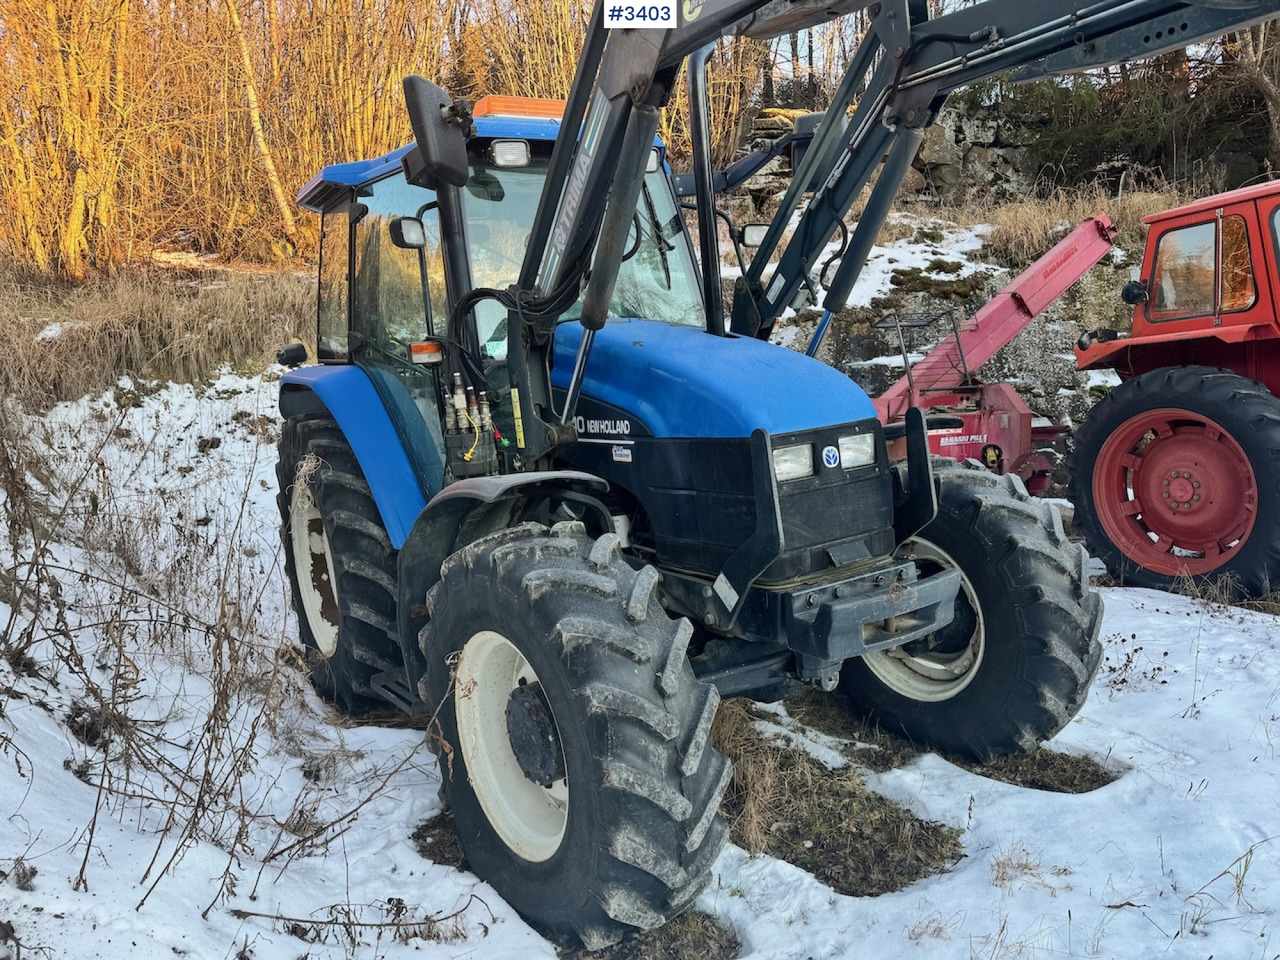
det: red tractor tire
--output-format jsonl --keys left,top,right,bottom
{"left": 1068, "top": 366, "right": 1280, "bottom": 598}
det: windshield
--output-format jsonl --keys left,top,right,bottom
{"left": 464, "top": 157, "right": 706, "bottom": 359}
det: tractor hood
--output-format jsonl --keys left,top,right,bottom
{"left": 552, "top": 319, "right": 875, "bottom": 439}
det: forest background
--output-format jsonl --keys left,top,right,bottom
{"left": 4, "top": 0, "right": 1280, "bottom": 281}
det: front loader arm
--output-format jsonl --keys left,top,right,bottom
{"left": 506, "top": 0, "right": 897, "bottom": 465}
{"left": 724, "top": 0, "right": 1280, "bottom": 347}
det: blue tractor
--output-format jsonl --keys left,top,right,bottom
{"left": 267, "top": 0, "right": 1280, "bottom": 945}
{"left": 277, "top": 93, "right": 1098, "bottom": 946}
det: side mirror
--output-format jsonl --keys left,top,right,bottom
{"left": 741, "top": 223, "right": 769, "bottom": 248}
{"left": 403, "top": 75, "right": 471, "bottom": 189}
{"left": 467, "top": 170, "right": 505, "bottom": 202}
{"left": 1121, "top": 279, "right": 1149, "bottom": 305}
{"left": 276, "top": 342, "right": 307, "bottom": 368}
{"left": 390, "top": 216, "right": 427, "bottom": 249}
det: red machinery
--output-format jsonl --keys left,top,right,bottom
{"left": 874, "top": 216, "right": 1118, "bottom": 492}
{"left": 1070, "top": 181, "right": 1280, "bottom": 596}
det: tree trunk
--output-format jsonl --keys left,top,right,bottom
{"left": 226, "top": 0, "right": 297, "bottom": 243}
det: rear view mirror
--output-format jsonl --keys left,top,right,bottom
{"left": 403, "top": 75, "right": 470, "bottom": 189}
{"left": 741, "top": 223, "right": 769, "bottom": 248}
{"left": 1121, "top": 279, "right": 1149, "bottom": 305}
{"left": 389, "top": 217, "right": 426, "bottom": 249}
{"left": 467, "top": 170, "right": 505, "bottom": 202}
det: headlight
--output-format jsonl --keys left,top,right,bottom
{"left": 773, "top": 443, "right": 814, "bottom": 481}
{"left": 838, "top": 433, "right": 876, "bottom": 468}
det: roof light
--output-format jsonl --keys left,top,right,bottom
{"left": 472, "top": 95, "right": 566, "bottom": 119}
{"left": 646, "top": 148, "right": 661, "bottom": 173}
{"left": 491, "top": 139, "right": 531, "bottom": 168}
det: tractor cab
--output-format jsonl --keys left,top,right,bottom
{"left": 1077, "top": 179, "right": 1280, "bottom": 377}
{"left": 295, "top": 95, "right": 704, "bottom": 498}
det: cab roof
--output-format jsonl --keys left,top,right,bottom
{"left": 1144, "top": 179, "right": 1280, "bottom": 225}
{"left": 298, "top": 102, "right": 666, "bottom": 213}
{"left": 297, "top": 113, "right": 564, "bottom": 212}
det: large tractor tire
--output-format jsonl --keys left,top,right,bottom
{"left": 277, "top": 413, "right": 403, "bottom": 713}
{"left": 840, "top": 461, "right": 1102, "bottom": 762}
{"left": 419, "top": 521, "right": 731, "bottom": 949}
{"left": 1068, "top": 366, "right": 1280, "bottom": 597}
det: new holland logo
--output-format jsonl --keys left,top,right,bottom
{"left": 822, "top": 445, "right": 840, "bottom": 468}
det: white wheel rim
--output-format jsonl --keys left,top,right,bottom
{"left": 454, "top": 630, "right": 569, "bottom": 862}
{"left": 863, "top": 537, "right": 984, "bottom": 702}
{"left": 289, "top": 484, "right": 341, "bottom": 658}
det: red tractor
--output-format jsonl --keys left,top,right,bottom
{"left": 1071, "top": 181, "right": 1280, "bottom": 597}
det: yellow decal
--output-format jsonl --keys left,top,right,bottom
{"left": 682, "top": 0, "right": 703, "bottom": 21}
{"left": 511, "top": 389, "right": 527, "bottom": 449}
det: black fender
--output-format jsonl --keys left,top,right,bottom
{"left": 394, "top": 471, "right": 610, "bottom": 701}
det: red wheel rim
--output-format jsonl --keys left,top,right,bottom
{"left": 1092, "top": 406, "right": 1257, "bottom": 577}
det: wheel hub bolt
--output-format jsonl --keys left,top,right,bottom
{"left": 1163, "top": 492, "right": 1170, "bottom": 498}
{"left": 1163, "top": 479, "right": 1170, "bottom": 486}
{"left": 1193, "top": 494, "right": 1201, "bottom": 501}
{"left": 1193, "top": 481, "right": 1201, "bottom": 489}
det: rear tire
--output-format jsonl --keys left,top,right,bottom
{"left": 1068, "top": 366, "right": 1280, "bottom": 597}
{"left": 419, "top": 521, "right": 731, "bottom": 949}
{"left": 277, "top": 413, "right": 403, "bottom": 713}
{"left": 840, "top": 461, "right": 1103, "bottom": 761}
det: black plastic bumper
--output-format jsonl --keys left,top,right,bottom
{"left": 783, "top": 560, "right": 961, "bottom": 671}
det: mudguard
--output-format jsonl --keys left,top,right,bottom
{"left": 395, "top": 471, "right": 609, "bottom": 703}
{"left": 279, "top": 365, "right": 427, "bottom": 549}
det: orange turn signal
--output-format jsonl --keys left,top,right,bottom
{"left": 410, "top": 341, "right": 445, "bottom": 366}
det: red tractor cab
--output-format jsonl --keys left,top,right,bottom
{"left": 1071, "top": 181, "right": 1280, "bottom": 596}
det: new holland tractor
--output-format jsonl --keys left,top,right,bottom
{"left": 273, "top": 0, "right": 1276, "bottom": 947}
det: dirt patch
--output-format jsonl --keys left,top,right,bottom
{"left": 710, "top": 698, "right": 963, "bottom": 898}
{"left": 410, "top": 812, "right": 466, "bottom": 869}
{"left": 556, "top": 911, "right": 739, "bottom": 960}
{"left": 787, "top": 690, "right": 1116, "bottom": 794}
{"left": 784, "top": 690, "right": 921, "bottom": 773}
{"left": 956, "top": 747, "right": 1117, "bottom": 794}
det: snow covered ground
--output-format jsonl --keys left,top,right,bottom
{"left": 2, "top": 373, "right": 1279, "bottom": 960}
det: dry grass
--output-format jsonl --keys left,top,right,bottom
{"left": 787, "top": 691, "right": 1116, "bottom": 794}
{"left": 929, "top": 183, "right": 1188, "bottom": 269}
{"left": 709, "top": 698, "right": 963, "bottom": 898}
{"left": 0, "top": 263, "right": 313, "bottom": 410}
{"left": 410, "top": 813, "right": 466, "bottom": 870}
{"left": 556, "top": 912, "right": 739, "bottom": 960}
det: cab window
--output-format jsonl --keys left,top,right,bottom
{"left": 1149, "top": 215, "right": 1255, "bottom": 321}
{"left": 317, "top": 209, "right": 350, "bottom": 361}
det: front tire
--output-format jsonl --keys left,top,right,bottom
{"left": 277, "top": 413, "right": 403, "bottom": 713}
{"left": 840, "top": 461, "right": 1103, "bottom": 761}
{"left": 419, "top": 521, "right": 731, "bottom": 949}
{"left": 1068, "top": 366, "right": 1280, "bottom": 597}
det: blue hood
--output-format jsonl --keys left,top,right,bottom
{"left": 553, "top": 319, "right": 876, "bottom": 439}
